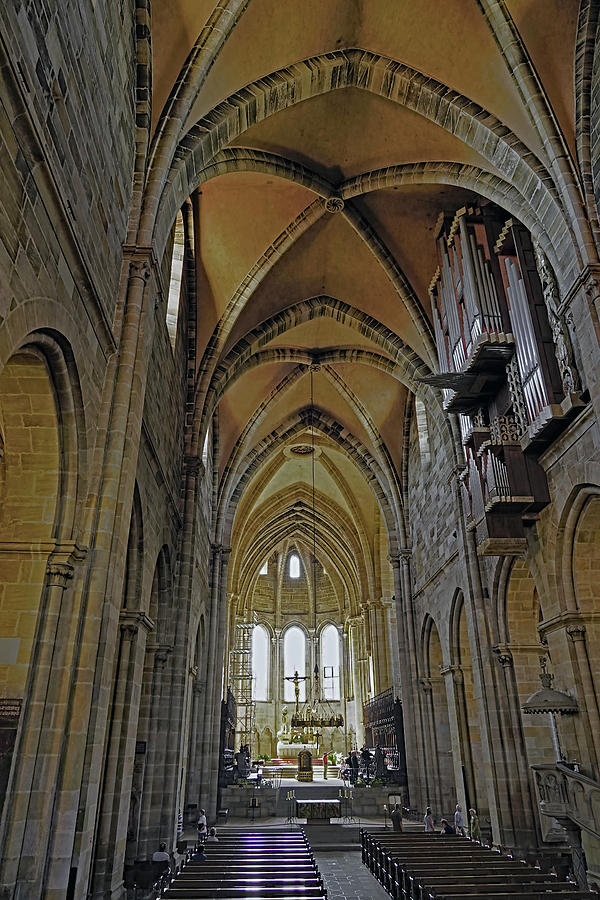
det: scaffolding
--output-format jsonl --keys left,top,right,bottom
{"left": 230, "top": 619, "right": 256, "bottom": 758}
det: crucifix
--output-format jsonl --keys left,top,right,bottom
{"left": 284, "top": 669, "right": 308, "bottom": 713}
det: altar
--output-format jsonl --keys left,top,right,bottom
{"left": 296, "top": 798, "right": 341, "bottom": 824}
{"left": 276, "top": 741, "right": 318, "bottom": 759}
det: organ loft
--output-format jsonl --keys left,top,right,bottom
{"left": 1, "top": 2, "right": 600, "bottom": 898}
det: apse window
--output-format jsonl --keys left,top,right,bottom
{"left": 259, "top": 560, "right": 268, "bottom": 575}
{"left": 321, "top": 624, "right": 340, "bottom": 700}
{"left": 283, "top": 625, "right": 306, "bottom": 702}
{"left": 166, "top": 209, "right": 185, "bottom": 350}
{"left": 289, "top": 553, "right": 301, "bottom": 578}
{"left": 252, "top": 625, "right": 269, "bottom": 701}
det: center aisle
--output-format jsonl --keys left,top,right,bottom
{"left": 311, "top": 849, "right": 392, "bottom": 900}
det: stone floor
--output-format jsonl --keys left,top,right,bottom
{"left": 312, "top": 849, "right": 390, "bottom": 899}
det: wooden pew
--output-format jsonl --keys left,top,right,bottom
{"left": 360, "top": 830, "right": 595, "bottom": 900}
{"left": 165, "top": 829, "right": 327, "bottom": 899}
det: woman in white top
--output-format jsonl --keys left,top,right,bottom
{"left": 424, "top": 806, "right": 434, "bottom": 832}
{"left": 206, "top": 827, "right": 219, "bottom": 842}
{"left": 197, "top": 809, "right": 207, "bottom": 842}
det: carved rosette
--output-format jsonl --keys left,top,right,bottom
{"left": 490, "top": 414, "right": 523, "bottom": 445}
{"left": 324, "top": 197, "right": 344, "bottom": 213}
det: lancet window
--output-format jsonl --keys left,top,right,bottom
{"left": 283, "top": 626, "right": 305, "bottom": 702}
{"left": 321, "top": 624, "right": 340, "bottom": 700}
{"left": 289, "top": 553, "right": 300, "bottom": 578}
{"left": 252, "top": 624, "right": 269, "bottom": 701}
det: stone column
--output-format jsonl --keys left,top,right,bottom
{"left": 369, "top": 599, "right": 389, "bottom": 693}
{"left": 185, "top": 675, "right": 204, "bottom": 824}
{"left": 0, "top": 546, "right": 85, "bottom": 895}
{"left": 440, "top": 664, "right": 470, "bottom": 815}
{"left": 419, "top": 676, "right": 443, "bottom": 812}
{"left": 348, "top": 618, "right": 365, "bottom": 747}
{"left": 389, "top": 550, "right": 425, "bottom": 810}
{"left": 92, "top": 609, "right": 154, "bottom": 899}
{"left": 45, "top": 251, "right": 160, "bottom": 898}
{"left": 201, "top": 546, "right": 231, "bottom": 821}
{"left": 137, "top": 643, "right": 172, "bottom": 858}
{"left": 492, "top": 643, "right": 539, "bottom": 853}
{"left": 272, "top": 630, "right": 282, "bottom": 749}
{"left": 567, "top": 624, "right": 600, "bottom": 773}
{"left": 382, "top": 598, "right": 400, "bottom": 696}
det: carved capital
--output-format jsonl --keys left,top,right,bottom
{"left": 46, "top": 562, "right": 74, "bottom": 588}
{"left": 189, "top": 664, "right": 199, "bottom": 678}
{"left": 419, "top": 677, "right": 433, "bottom": 694}
{"left": 492, "top": 644, "right": 513, "bottom": 667}
{"left": 121, "top": 623, "right": 138, "bottom": 641}
{"left": 120, "top": 609, "right": 155, "bottom": 635}
{"left": 566, "top": 624, "right": 586, "bottom": 643}
{"left": 123, "top": 244, "right": 156, "bottom": 284}
{"left": 184, "top": 454, "right": 204, "bottom": 477}
{"left": 440, "top": 664, "right": 464, "bottom": 685}
{"left": 147, "top": 643, "right": 173, "bottom": 668}
{"left": 387, "top": 553, "right": 401, "bottom": 569}
{"left": 129, "top": 259, "right": 151, "bottom": 283}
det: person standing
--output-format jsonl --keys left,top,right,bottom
{"left": 322, "top": 751, "right": 328, "bottom": 780}
{"left": 350, "top": 750, "right": 359, "bottom": 784}
{"left": 469, "top": 808, "right": 481, "bottom": 842}
{"left": 391, "top": 803, "right": 403, "bottom": 832}
{"left": 196, "top": 808, "right": 207, "bottom": 843}
{"left": 424, "top": 806, "right": 434, "bottom": 832}
{"left": 454, "top": 804, "right": 465, "bottom": 836}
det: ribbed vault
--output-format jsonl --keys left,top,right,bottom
{"left": 143, "top": 0, "right": 598, "bottom": 643}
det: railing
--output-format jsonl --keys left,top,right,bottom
{"left": 532, "top": 762, "right": 600, "bottom": 840}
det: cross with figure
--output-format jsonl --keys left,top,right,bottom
{"left": 284, "top": 669, "right": 308, "bottom": 712}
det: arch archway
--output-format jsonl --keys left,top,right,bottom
{"left": 0, "top": 334, "right": 84, "bottom": 863}
{"left": 422, "top": 616, "right": 453, "bottom": 816}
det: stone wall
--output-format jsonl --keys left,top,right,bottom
{"left": 0, "top": 0, "right": 136, "bottom": 320}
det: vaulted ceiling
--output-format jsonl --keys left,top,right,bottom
{"left": 150, "top": 0, "right": 580, "bottom": 615}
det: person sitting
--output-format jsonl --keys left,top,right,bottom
{"left": 440, "top": 818, "right": 456, "bottom": 835}
{"left": 206, "top": 827, "right": 219, "bottom": 842}
{"left": 151, "top": 842, "right": 171, "bottom": 873}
